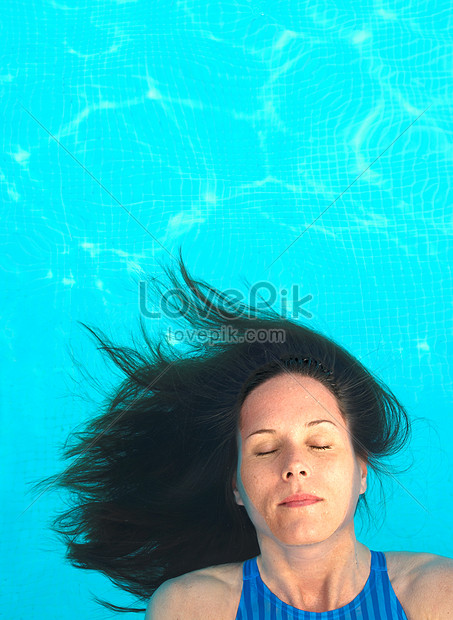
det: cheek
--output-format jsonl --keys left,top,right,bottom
{"left": 240, "top": 462, "right": 261, "bottom": 492}
{"left": 329, "top": 460, "right": 356, "bottom": 484}
{"left": 327, "top": 461, "right": 363, "bottom": 506}
{"left": 240, "top": 462, "right": 275, "bottom": 504}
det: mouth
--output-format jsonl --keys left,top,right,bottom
{"left": 279, "top": 493, "right": 323, "bottom": 507}
{"left": 280, "top": 498, "right": 322, "bottom": 507}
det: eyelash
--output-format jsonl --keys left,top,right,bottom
{"left": 256, "top": 446, "right": 331, "bottom": 456}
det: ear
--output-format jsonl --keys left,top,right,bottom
{"left": 232, "top": 471, "right": 244, "bottom": 506}
{"left": 359, "top": 457, "right": 368, "bottom": 495}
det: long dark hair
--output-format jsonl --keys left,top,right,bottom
{"left": 32, "top": 249, "right": 411, "bottom": 614}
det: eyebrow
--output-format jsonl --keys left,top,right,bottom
{"left": 245, "top": 419, "right": 338, "bottom": 440}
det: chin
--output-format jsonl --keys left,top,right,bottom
{"left": 270, "top": 524, "right": 331, "bottom": 546}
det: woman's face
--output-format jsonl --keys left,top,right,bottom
{"left": 233, "top": 372, "right": 367, "bottom": 547}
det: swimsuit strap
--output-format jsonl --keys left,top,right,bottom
{"left": 237, "top": 549, "right": 408, "bottom": 619}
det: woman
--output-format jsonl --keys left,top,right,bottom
{"left": 37, "top": 251, "right": 453, "bottom": 619}
{"left": 148, "top": 365, "right": 452, "bottom": 619}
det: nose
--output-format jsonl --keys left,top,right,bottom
{"left": 283, "top": 468, "right": 308, "bottom": 479}
{"left": 282, "top": 451, "right": 310, "bottom": 480}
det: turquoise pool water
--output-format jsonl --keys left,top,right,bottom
{"left": 2, "top": 1, "right": 452, "bottom": 618}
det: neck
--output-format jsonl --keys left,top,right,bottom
{"left": 256, "top": 534, "right": 371, "bottom": 612}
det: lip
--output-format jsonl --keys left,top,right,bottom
{"left": 279, "top": 493, "right": 322, "bottom": 506}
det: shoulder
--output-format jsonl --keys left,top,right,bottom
{"left": 385, "top": 551, "right": 453, "bottom": 619}
{"left": 145, "top": 562, "right": 244, "bottom": 620}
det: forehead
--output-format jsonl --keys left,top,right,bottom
{"left": 239, "top": 372, "right": 344, "bottom": 432}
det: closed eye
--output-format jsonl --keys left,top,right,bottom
{"left": 256, "top": 446, "right": 331, "bottom": 456}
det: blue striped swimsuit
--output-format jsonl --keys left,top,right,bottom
{"left": 235, "top": 550, "right": 408, "bottom": 619}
